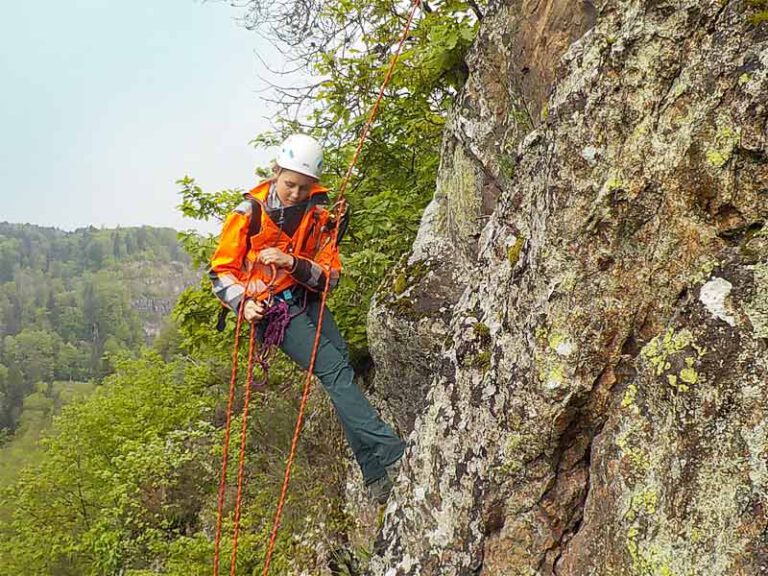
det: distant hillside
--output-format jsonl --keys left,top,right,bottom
{"left": 0, "top": 222, "right": 199, "bottom": 434}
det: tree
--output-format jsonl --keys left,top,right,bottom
{"left": 0, "top": 238, "right": 20, "bottom": 283}
{"left": 0, "top": 363, "right": 9, "bottom": 433}
{"left": 2, "top": 329, "right": 58, "bottom": 386}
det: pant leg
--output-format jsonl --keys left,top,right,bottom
{"left": 279, "top": 297, "right": 404, "bottom": 483}
{"left": 301, "top": 298, "right": 405, "bottom": 468}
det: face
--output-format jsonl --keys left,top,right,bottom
{"left": 274, "top": 168, "right": 316, "bottom": 206}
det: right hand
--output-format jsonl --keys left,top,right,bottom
{"left": 243, "top": 299, "right": 266, "bottom": 323}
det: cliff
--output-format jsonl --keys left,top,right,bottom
{"left": 363, "top": 0, "right": 768, "bottom": 574}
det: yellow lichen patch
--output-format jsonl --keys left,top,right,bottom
{"left": 627, "top": 530, "right": 680, "bottom": 576}
{"left": 690, "top": 258, "right": 718, "bottom": 285}
{"left": 641, "top": 329, "right": 694, "bottom": 376}
{"left": 634, "top": 489, "right": 658, "bottom": 515}
{"left": 499, "top": 431, "right": 543, "bottom": 476}
{"left": 534, "top": 322, "right": 576, "bottom": 394}
{"left": 535, "top": 355, "right": 568, "bottom": 393}
{"left": 615, "top": 433, "right": 651, "bottom": 472}
{"left": 641, "top": 328, "right": 704, "bottom": 392}
{"left": 507, "top": 237, "right": 525, "bottom": 266}
{"left": 535, "top": 342, "right": 567, "bottom": 388}
{"left": 559, "top": 271, "right": 577, "bottom": 292}
{"left": 705, "top": 123, "right": 740, "bottom": 169}
{"left": 500, "top": 436, "right": 524, "bottom": 475}
{"left": 680, "top": 367, "right": 698, "bottom": 385}
{"left": 667, "top": 374, "right": 678, "bottom": 386}
{"left": 621, "top": 383, "right": 638, "bottom": 409}
{"left": 548, "top": 365, "right": 565, "bottom": 385}
{"left": 705, "top": 149, "right": 728, "bottom": 168}
{"left": 548, "top": 331, "right": 565, "bottom": 350}
{"left": 626, "top": 488, "right": 658, "bottom": 522}
{"left": 690, "top": 527, "right": 703, "bottom": 544}
{"left": 625, "top": 488, "right": 680, "bottom": 576}
{"left": 606, "top": 175, "right": 625, "bottom": 192}
{"left": 547, "top": 331, "right": 575, "bottom": 357}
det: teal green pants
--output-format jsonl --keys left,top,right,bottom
{"left": 260, "top": 293, "right": 404, "bottom": 485}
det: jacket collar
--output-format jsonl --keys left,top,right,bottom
{"left": 245, "top": 178, "right": 329, "bottom": 202}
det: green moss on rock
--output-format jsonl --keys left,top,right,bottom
{"left": 393, "top": 272, "right": 407, "bottom": 295}
{"left": 499, "top": 154, "right": 516, "bottom": 180}
{"left": 471, "top": 349, "right": 492, "bottom": 372}
{"left": 473, "top": 322, "right": 490, "bottom": 341}
{"left": 384, "top": 259, "right": 433, "bottom": 319}
{"left": 747, "top": 10, "right": 768, "bottom": 24}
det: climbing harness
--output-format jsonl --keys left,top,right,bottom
{"left": 212, "top": 1, "right": 422, "bottom": 574}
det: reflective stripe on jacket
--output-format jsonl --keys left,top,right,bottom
{"left": 208, "top": 179, "right": 344, "bottom": 311}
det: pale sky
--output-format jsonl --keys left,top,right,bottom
{"left": 0, "top": 0, "right": 289, "bottom": 234}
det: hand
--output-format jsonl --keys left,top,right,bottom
{"left": 258, "top": 247, "right": 294, "bottom": 269}
{"left": 243, "top": 299, "right": 266, "bottom": 323}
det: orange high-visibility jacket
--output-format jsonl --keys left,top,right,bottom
{"left": 208, "top": 179, "right": 344, "bottom": 311}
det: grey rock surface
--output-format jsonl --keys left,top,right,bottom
{"left": 363, "top": 0, "right": 768, "bottom": 574}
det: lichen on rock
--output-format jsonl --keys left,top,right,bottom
{"left": 353, "top": 1, "right": 768, "bottom": 574}
{"left": 744, "top": 261, "right": 768, "bottom": 338}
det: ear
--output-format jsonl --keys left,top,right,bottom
{"left": 271, "top": 163, "right": 281, "bottom": 177}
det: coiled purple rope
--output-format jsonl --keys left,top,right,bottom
{"left": 263, "top": 300, "right": 291, "bottom": 347}
{"left": 251, "top": 300, "right": 291, "bottom": 389}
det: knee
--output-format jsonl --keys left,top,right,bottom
{"left": 315, "top": 360, "right": 355, "bottom": 392}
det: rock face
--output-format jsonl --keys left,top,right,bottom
{"left": 124, "top": 260, "right": 198, "bottom": 341}
{"left": 365, "top": 0, "right": 768, "bottom": 574}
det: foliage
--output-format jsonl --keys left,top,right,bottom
{"left": 0, "top": 223, "right": 196, "bottom": 434}
{"left": 744, "top": 0, "right": 768, "bottom": 24}
{"left": 0, "top": 349, "right": 348, "bottom": 574}
{"left": 0, "top": 353, "right": 217, "bottom": 574}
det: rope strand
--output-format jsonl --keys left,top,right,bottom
{"left": 212, "top": 295, "right": 248, "bottom": 576}
{"left": 229, "top": 325, "right": 259, "bottom": 575}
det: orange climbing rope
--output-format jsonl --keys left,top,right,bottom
{"left": 212, "top": 288, "right": 247, "bottom": 576}
{"left": 230, "top": 324, "right": 258, "bottom": 575}
{"left": 213, "top": 1, "right": 422, "bottom": 574}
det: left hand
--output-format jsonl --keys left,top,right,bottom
{"left": 258, "top": 247, "right": 294, "bottom": 269}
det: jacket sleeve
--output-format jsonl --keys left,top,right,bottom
{"left": 290, "top": 208, "right": 348, "bottom": 292}
{"left": 208, "top": 200, "right": 252, "bottom": 311}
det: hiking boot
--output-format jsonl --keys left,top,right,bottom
{"left": 366, "top": 474, "right": 393, "bottom": 505}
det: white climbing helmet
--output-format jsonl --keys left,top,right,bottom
{"left": 276, "top": 134, "right": 323, "bottom": 180}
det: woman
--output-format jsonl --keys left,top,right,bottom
{"left": 208, "top": 134, "right": 404, "bottom": 504}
